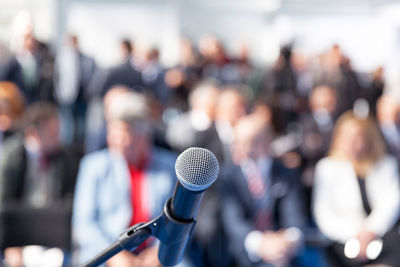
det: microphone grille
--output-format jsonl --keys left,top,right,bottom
{"left": 175, "top": 147, "right": 219, "bottom": 191}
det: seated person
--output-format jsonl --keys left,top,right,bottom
{"left": 220, "top": 114, "right": 306, "bottom": 267}
{"left": 72, "top": 91, "right": 177, "bottom": 267}
{"left": 0, "top": 102, "right": 79, "bottom": 267}
{"left": 313, "top": 111, "right": 400, "bottom": 267}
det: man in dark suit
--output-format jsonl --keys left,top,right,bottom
{"left": 101, "top": 43, "right": 144, "bottom": 95}
{"left": 0, "top": 102, "right": 79, "bottom": 266}
{"left": 220, "top": 114, "right": 306, "bottom": 267}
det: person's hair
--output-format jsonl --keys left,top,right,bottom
{"left": 121, "top": 39, "right": 132, "bottom": 54}
{"left": 107, "top": 91, "right": 148, "bottom": 127}
{"left": 328, "top": 111, "right": 386, "bottom": 176}
{"left": 188, "top": 79, "right": 219, "bottom": 108}
{"left": 22, "top": 102, "right": 58, "bottom": 130}
{"left": 0, "top": 81, "right": 25, "bottom": 118}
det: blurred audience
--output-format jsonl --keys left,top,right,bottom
{"left": 0, "top": 42, "right": 24, "bottom": 90}
{"left": 85, "top": 85, "right": 131, "bottom": 153}
{"left": 101, "top": 41, "right": 144, "bottom": 95}
{"left": 164, "top": 37, "right": 202, "bottom": 112}
{"left": 260, "top": 45, "right": 298, "bottom": 134}
{"left": 215, "top": 86, "right": 248, "bottom": 163}
{"left": 72, "top": 91, "right": 177, "bottom": 267}
{"left": 363, "top": 66, "right": 385, "bottom": 117}
{"left": 0, "top": 102, "right": 79, "bottom": 267}
{"left": 55, "top": 34, "right": 96, "bottom": 148}
{"left": 313, "top": 111, "right": 400, "bottom": 267}
{"left": 220, "top": 114, "right": 307, "bottom": 267}
{"left": 312, "top": 45, "right": 360, "bottom": 115}
{"left": 298, "top": 85, "right": 337, "bottom": 221}
{"left": 11, "top": 11, "right": 55, "bottom": 104}
{"left": 165, "top": 79, "right": 223, "bottom": 163}
{"left": 1, "top": 9, "right": 400, "bottom": 267}
{"left": 120, "top": 39, "right": 133, "bottom": 62}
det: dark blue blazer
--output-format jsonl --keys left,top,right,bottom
{"left": 219, "top": 158, "right": 307, "bottom": 267}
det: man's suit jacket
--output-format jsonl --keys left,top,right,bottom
{"left": 0, "top": 134, "right": 79, "bottom": 204}
{"left": 72, "top": 147, "right": 176, "bottom": 265}
{"left": 101, "top": 59, "right": 144, "bottom": 95}
{"left": 220, "top": 158, "right": 306, "bottom": 267}
{"left": 0, "top": 134, "right": 80, "bottom": 249}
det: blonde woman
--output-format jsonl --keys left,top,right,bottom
{"left": 313, "top": 111, "right": 400, "bottom": 267}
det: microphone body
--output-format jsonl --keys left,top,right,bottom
{"left": 157, "top": 147, "right": 219, "bottom": 266}
{"left": 170, "top": 182, "right": 205, "bottom": 221}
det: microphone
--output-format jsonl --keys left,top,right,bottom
{"left": 82, "top": 147, "right": 219, "bottom": 267}
{"left": 157, "top": 147, "right": 219, "bottom": 266}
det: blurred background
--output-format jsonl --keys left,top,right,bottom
{"left": 1, "top": 0, "right": 400, "bottom": 70}
{"left": 1, "top": 0, "right": 400, "bottom": 267}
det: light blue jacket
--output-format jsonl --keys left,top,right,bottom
{"left": 72, "top": 148, "right": 176, "bottom": 264}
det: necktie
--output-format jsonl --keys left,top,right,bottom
{"left": 242, "top": 159, "right": 272, "bottom": 230}
{"left": 242, "top": 159, "right": 266, "bottom": 198}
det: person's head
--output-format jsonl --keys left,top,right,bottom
{"left": 0, "top": 82, "right": 25, "bottom": 131}
{"left": 22, "top": 32, "right": 36, "bottom": 52}
{"left": 198, "top": 34, "right": 219, "bottom": 60}
{"left": 309, "top": 85, "right": 337, "bottom": 115}
{"left": 23, "top": 102, "right": 60, "bottom": 154}
{"left": 103, "top": 85, "right": 131, "bottom": 121}
{"left": 106, "top": 91, "right": 151, "bottom": 165}
{"left": 145, "top": 47, "right": 159, "bottom": 62}
{"left": 180, "top": 37, "right": 195, "bottom": 65}
{"left": 216, "top": 86, "right": 247, "bottom": 127}
{"left": 189, "top": 80, "right": 220, "bottom": 120}
{"left": 232, "top": 114, "right": 273, "bottom": 164}
{"left": 251, "top": 101, "right": 272, "bottom": 126}
{"left": 120, "top": 38, "right": 133, "bottom": 60}
{"left": 376, "top": 94, "right": 400, "bottom": 125}
{"left": 66, "top": 34, "right": 79, "bottom": 49}
{"left": 329, "top": 111, "right": 386, "bottom": 176}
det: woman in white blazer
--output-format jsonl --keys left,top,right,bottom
{"left": 313, "top": 111, "right": 400, "bottom": 267}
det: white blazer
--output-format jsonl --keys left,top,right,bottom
{"left": 312, "top": 155, "right": 400, "bottom": 244}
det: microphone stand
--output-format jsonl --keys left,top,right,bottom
{"left": 82, "top": 198, "right": 196, "bottom": 267}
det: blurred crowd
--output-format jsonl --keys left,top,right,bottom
{"left": 0, "top": 11, "right": 400, "bottom": 267}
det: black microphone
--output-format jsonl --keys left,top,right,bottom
{"left": 157, "top": 147, "right": 219, "bottom": 266}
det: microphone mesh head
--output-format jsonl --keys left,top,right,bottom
{"left": 175, "top": 147, "right": 219, "bottom": 191}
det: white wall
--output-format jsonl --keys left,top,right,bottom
{"left": 0, "top": 0, "right": 54, "bottom": 44}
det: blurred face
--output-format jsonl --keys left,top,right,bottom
{"left": 338, "top": 121, "right": 369, "bottom": 162}
{"left": 192, "top": 87, "right": 220, "bottom": 119}
{"left": 310, "top": 87, "right": 337, "bottom": 114}
{"left": 217, "top": 93, "right": 246, "bottom": 126}
{"left": 103, "top": 87, "right": 130, "bottom": 120}
{"left": 107, "top": 120, "right": 150, "bottom": 164}
{"left": 30, "top": 116, "right": 60, "bottom": 154}
{"left": 23, "top": 33, "right": 36, "bottom": 52}
{"left": 231, "top": 118, "right": 269, "bottom": 163}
